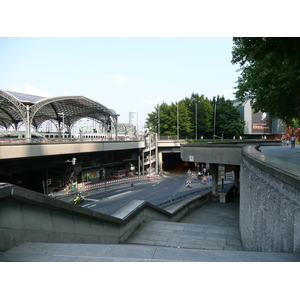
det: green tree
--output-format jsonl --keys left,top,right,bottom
{"left": 212, "top": 96, "right": 245, "bottom": 138}
{"left": 232, "top": 37, "right": 300, "bottom": 123}
{"left": 192, "top": 93, "right": 214, "bottom": 137}
{"left": 146, "top": 100, "right": 193, "bottom": 138}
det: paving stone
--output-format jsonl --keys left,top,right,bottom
{"left": 154, "top": 241, "right": 180, "bottom": 247}
{"left": 129, "top": 238, "right": 156, "bottom": 245}
{"left": 148, "top": 235, "right": 169, "bottom": 241}
{"left": 159, "top": 231, "right": 180, "bottom": 238}
{"left": 226, "top": 238, "right": 242, "bottom": 247}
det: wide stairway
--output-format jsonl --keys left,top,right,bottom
{"left": 127, "top": 199, "right": 243, "bottom": 251}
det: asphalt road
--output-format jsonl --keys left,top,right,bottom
{"left": 69, "top": 173, "right": 216, "bottom": 215}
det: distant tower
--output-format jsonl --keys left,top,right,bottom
{"left": 129, "top": 112, "right": 138, "bottom": 129}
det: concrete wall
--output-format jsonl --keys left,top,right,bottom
{"left": 240, "top": 146, "right": 300, "bottom": 253}
{"left": 0, "top": 183, "right": 211, "bottom": 251}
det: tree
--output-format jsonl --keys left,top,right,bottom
{"left": 212, "top": 96, "right": 245, "bottom": 138}
{"left": 146, "top": 94, "right": 243, "bottom": 139}
{"left": 232, "top": 37, "right": 300, "bottom": 123}
{"left": 146, "top": 101, "right": 192, "bottom": 137}
{"left": 183, "top": 93, "right": 214, "bottom": 138}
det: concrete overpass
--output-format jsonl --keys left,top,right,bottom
{"left": 0, "top": 138, "right": 281, "bottom": 194}
{"left": 180, "top": 139, "right": 281, "bottom": 199}
{"left": 0, "top": 137, "right": 187, "bottom": 193}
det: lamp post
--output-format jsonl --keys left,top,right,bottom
{"left": 177, "top": 102, "right": 179, "bottom": 139}
{"left": 158, "top": 104, "right": 160, "bottom": 140}
{"left": 213, "top": 100, "right": 216, "bottom": 139}
{"left": 195, "top": 102, "right": 197, "bottom": 140}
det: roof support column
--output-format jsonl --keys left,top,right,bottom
{"left": 25, "top": 105, "right": 31, "bottom": 142}
{"left": 115, "top": 114, "right": 120, "bottom": 141}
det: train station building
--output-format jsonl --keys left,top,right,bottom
{"left": 0, "top": 89, "right": 120, "bottom": 140}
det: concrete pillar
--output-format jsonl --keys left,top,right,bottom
{"left": 158, "top": 151, "right": 163, "bottom": 174}
{"left": 233, "top": 165, "right": 240, "bottom": 190}
{"left": 25, "top": 105, "right": 31, "bottom": 142}
{"left": 210, "top": 163, "right": 219, "bottom": 201}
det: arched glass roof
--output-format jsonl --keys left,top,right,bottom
{"left": 0, "top": 89, "right": 119, "bottom": 131}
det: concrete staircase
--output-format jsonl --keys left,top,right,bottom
{"left": 1, "top": 196, "right": 300, "bottom": 261}
{"left": 126, "top": 220, "right": 243, "bottom": 251}
{"left": 126, "top": 198, "right": 242, "bottom": 251}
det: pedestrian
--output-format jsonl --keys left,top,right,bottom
{"left": 286, "top": 135, "right": 290, "bottom": 146}
{"left": 291, "top": 136, "right": 296, "bottom": 148}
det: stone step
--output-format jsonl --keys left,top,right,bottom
{"left": 1, "top": 242, "right": 299, "bottom": 262}
{"left": 0, "top": 243, "right": 300, "bottom": 262}
{"left": 126, "top": 220, "right": 243, "bottom": 251}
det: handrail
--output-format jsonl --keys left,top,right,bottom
{"left": 158, "top": 183, "right": 232, "bottom": 208}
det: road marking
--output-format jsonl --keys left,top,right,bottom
{"left": 106, "top": 191, "right": 132, "bottom": 199}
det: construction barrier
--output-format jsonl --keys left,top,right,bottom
{"left": 186, "top": 180, "right": 192, "bottom": 188}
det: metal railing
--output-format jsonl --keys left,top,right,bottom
{"left": 157, "top": 183, "right": 232, "bottom": 209}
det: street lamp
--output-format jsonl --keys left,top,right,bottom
{"left": 158, "top": 104, "right": 160, "bottom": 140}
{"left": 195, "top": 102, "right": 197, "bottom": 140}
{"left": 177, "top": 102, "right": 179, "bottom": 139}
{"left": 213, "top": 100, "right": 216, "bottom": 140}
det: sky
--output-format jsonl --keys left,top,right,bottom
{"left": 0, "top": 37, "right": 239, "bottom": 128}
{"left": 0, "top": 1, "right": 296, "bottom": 130}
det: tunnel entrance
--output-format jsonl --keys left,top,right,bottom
{"left": 162, "top": 152, "right": 195, "bottom": 173}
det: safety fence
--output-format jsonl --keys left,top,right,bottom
{"left": 83, "top": 175, "right": 160, "bottom": 192}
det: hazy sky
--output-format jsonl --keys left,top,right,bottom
{"left": 0, "top": 1, "right": 294, "bottom": 128}
{"left": 0, "top": 37, "right": 239, "bottom": 127}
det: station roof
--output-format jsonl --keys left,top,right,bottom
{"left": 0, "top": 89, "right": 118, "bottom": 130}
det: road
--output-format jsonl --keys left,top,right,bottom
{"left": 69, "top": 173, "right": 217, "bottom": 215}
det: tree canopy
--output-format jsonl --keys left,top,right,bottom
{"left": 231, "top": 37, "right": 300, "bottom": 124}
{"left": 146, "top": 94, "right": 244, "bottom": 139}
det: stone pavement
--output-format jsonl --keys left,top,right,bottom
{"left": 260, "top": 144, "right": 300, "bottom": 166}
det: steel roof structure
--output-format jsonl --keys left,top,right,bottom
{"left": 0, "top": 89, "right": 119, "bottom": 139}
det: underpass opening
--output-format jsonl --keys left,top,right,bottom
{"left": 162, "top": 152, "right": 194, "bottom": 174}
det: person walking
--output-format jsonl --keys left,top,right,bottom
{"left": 291, "top": 135, "right": 296, "bottom": 148}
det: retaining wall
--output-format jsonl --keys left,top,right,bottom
{"left": 240, "top": 146, "right": 300, "bottom": 253}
